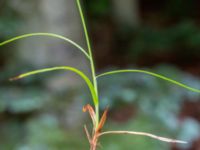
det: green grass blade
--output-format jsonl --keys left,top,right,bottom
{"left": 96, "top": 69, "right": 200, "bottom": 93}
{"left": 0, "top": 33, "right": 90, "bottom": 59}
{"left": 10, "top": 66, "right": 98, "bottom": 105}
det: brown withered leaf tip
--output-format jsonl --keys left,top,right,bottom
{"left": 9, "top": 76, "right": 21, "bottom": 81}
{"left": 83, "top": 104, "right": 96, "bottom": 127}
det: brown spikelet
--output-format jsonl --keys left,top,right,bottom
{"left": 96, "top": 107, "right": 108, "bottom": 133}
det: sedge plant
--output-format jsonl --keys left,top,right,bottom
{"left": 1, "top": 0, "right": 200, "bottom": 150}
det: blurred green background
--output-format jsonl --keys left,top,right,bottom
{"left": 0, "top": 0, "right": 200, "bottom": 149}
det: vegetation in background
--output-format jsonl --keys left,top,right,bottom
{"left": 129, "top": 21, "right": 200, "bottom": 60}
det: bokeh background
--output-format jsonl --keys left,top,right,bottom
{"left": 0, "top": 0, "right": 200, "bottom": 149}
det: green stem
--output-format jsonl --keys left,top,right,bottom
{"left": 76, "top": 0, "right": 99, "bottom": 125}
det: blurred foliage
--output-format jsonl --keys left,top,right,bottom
{"left": 0, "top": 87, "right": 48, "bottom": 113}
{"left": 84, "top": 0, "right": 110, "bottom": 17}
{"left": 16, "top": 115, "right": 88, "bottom": 150}
{"left": 165, "top": 0, "right": 196, "bottom": 18}
{"left": 0, "top": 1, "right": 21, "bottom": 39}
{"left": 0, "top": 1, "right": 21, "bottom": 65}
{"left": 129, "top": 21, "right": 200, "bottom": 59}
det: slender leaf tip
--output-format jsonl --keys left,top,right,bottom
{"left": 9, "top": 75, "right": 22, "bottom": 81}
{"left": 96, "top": 69, "right": 200, "bottom": 93}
